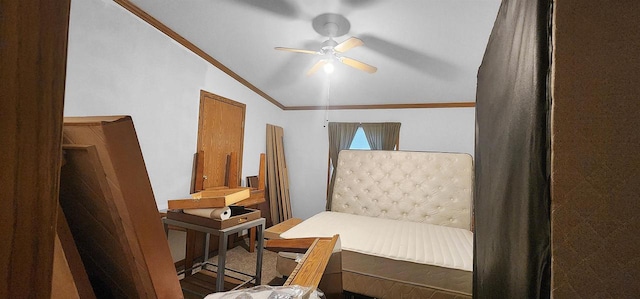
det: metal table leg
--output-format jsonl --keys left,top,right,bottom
{"left": 255, "top": 222, "right": 264, "bottom": 285}
{"left": 216, "top": 230, "right": 229, "bottom": 292}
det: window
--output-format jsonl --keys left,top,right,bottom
{"left": 349, "top": 127, "right": 371, "bottom": 150}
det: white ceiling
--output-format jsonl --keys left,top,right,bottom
{"left": 128, "top": 0, "right": 501, "bottom": 108}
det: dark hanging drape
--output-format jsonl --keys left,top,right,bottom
{"left": 361, "top": 122, "right": 401, "bottom": 150}
{"left": 326, "top": 122, "right": 359, "bottom": 210}
{"left": 473, "top": 0, "right": 551, "bottom": 298}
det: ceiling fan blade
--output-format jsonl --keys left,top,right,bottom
{"left": 237, "top": 0, "right": 300, "bottom": 19}
{"left": 339, "top": 57, "right": 377, "bottom": 73}
{"left": 275, "top": 47, "right": 319, "bottom": 55}
{"left": 306, "top": 59, "right": 328, "bottom": 76}
{"left": 359, "top": 34, "right": 460, "bottom": 79}
{"left": 334, "top": 37, "right": 364, "bottom": 53}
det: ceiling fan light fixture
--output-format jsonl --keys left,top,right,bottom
{"left": 323, "top": 62, "right": 335, "bottom": 74}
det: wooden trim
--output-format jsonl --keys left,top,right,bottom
{"left": 113, "top": 0, "right": 285, "bottom": 109}
{"left": 285, "top": 102, "right": 476, "bottom": 110}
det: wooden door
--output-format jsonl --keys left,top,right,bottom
{"left": 196, "top": 91, "right": 246, "bottom": 189}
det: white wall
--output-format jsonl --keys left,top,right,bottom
{"left": 283, "top": 108, "right": 475, "bottom": 219}
{"left": 64, "top": 0, "right": 476, "bottom": 216}
{"left": 65, "top": 0, "right": 284, "bottom": 210}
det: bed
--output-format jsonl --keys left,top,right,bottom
{"left": 280, "top": 150, "right": 474, "bottom": 298}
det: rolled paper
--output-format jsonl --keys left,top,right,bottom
{"left": 184, "top": 206, "right": 231, "bottom": 220}
{"left": 210, "top": 207, "right": 231, "bottom": 220}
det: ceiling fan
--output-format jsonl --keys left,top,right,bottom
{"left": 274, "top": 13, "right": 377, "bottom": 76}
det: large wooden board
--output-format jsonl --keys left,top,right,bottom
{"left": 63, "top": 116, "right": 183, "bottom": 298}
{"left": 59, "top": 145, "right": 149, "bottom": 297}
{"left": 196, "top": 91, "right": 245, "bottom": 188}
{"left": 0, "top": 1, "right": 69, "bottom": 297}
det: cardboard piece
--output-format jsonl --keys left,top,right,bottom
{"left": 62, "top": 116, "right": 183, "bottom": 298}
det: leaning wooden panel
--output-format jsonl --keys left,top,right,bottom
{"left": 63, "top": 116, "right": 183, "bottom": 298}
{"left": 0, "top": 0, "right": 69, "bottom": 296}
{"left": 52, "top": 205, "right": 95, "bottom": 299}
{"left": 59, "top": 145, "right": 148, "bottom": 297}
{"left": 51, "top": 234, "right": 81, "bottom": 299}
{"left": 197, "top": 91, "right": 246, "bottom": 189}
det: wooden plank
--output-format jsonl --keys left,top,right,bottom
{"left": 195, "top": 270, "right": 248, "bottom": 290}
{"left": 180, "top": 278, "right": 213, "bottom": 298}
{"left": 228, "top": 152, "right": 239, "bottom": 188}
{"left": 275, "top": 127, "right": 292, "bottom": 220}
{"left": 52, "top": 206, "right": 96, "bottom": 299}
{"left": 264, "top": 238, "right": 319, "bottom": 254}
{"left": 59, "top": 145, "right": 147, "bottom": 297}
{"left": 234, "top": 190, "right": 266, "bottom": 207}
{"left": 183, "top": 229, "right": 197, "bottom": 277}
{"left": 168, "top": 190, "right": 250, "bottom": 209}
{"left": 63, "top": 117, "right": 183, "bottom": 298}
{"left": 51, "top": 235, "right": 81, "bottom": 299}
{"left": 191, "top": 187, "right": 249, "bottom": 200}
{"left": 193, "top": 150, "right": 205, "bottom": 192}
{"left": 55, "top": 206, "right": 96, "bottom": 298}
{"left": 266, "top": 125, "right": 280, "bottom": 224}
{"left": 180, "top": 271, "right": 248, "bottom": 296}
{"left": 166, "top": 209, "right": 261, "bottom": 230}
{"left": 274, "top": 127, "right": 285, "bottom": 221}
{"left": 258, "top": 153, "right": 266, "bottom": 190}
{"left": 264, "top": 218, "right": 303, "bottom": 239}
{"left": 285, "top": 235, "right": 340, "bottom": 289}
{"left": 224, "top": 154, "right": 231, "bottom": 186}
{"left": 0, "top": 0, "right": 69, "bottom": 297}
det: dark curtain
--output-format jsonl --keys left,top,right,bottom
{"left": 326, "top": 122, "right": 359, "bottom": 210}
{"left": 473, "top": 0, "right": 551, "bottom": 298}
{"left": 361, "top": 122, "right": 401, "bottom": 150}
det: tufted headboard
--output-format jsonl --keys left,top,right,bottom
{"left": 331, "top": 150, "right": 473, "bottom": 230}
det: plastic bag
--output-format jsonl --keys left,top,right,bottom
{"left": 204, "top": 285, "right": 324, "bottom": 299}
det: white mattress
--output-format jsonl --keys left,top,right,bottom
{"left": 280, "top": 211, "right": 473, "bottom": 272}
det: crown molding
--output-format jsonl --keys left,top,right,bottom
{"left": 113, "top": 0, "right": 285, "bottom": 109}
{"left": 284, "top": 102, "right": 475, "bottom": 110}
{"left": 113, "top": 0, "right": 475, "bottom": 111}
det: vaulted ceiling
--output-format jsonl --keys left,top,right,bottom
{"left": 124, "top": 0, "right": 501, "bottom": 109}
